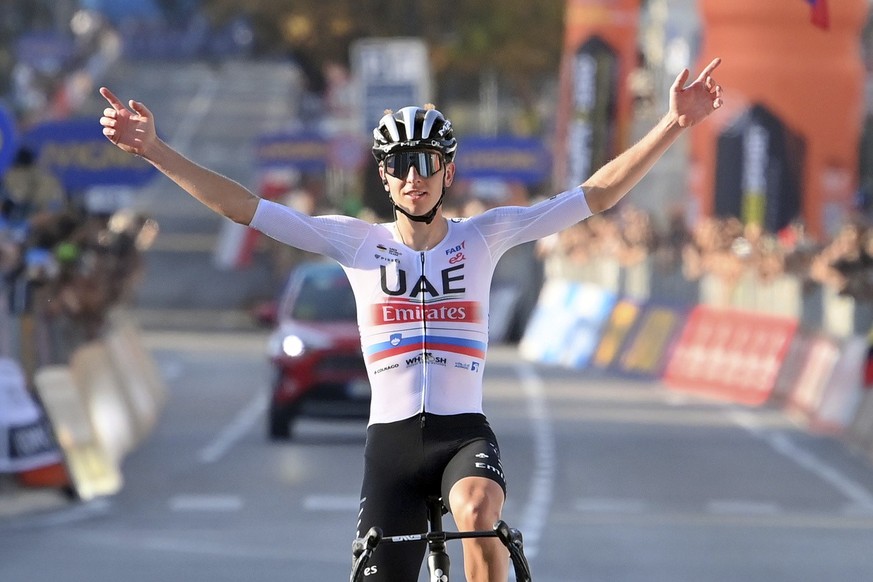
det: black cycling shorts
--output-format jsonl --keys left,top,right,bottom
{"left": 354, "top": 412, "right": 506, "bottom": 581}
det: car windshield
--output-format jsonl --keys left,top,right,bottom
{"left": 288, "top": 269, "right": 357, "bottom": 322}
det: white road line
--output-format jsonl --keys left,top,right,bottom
{"left": 841, "top": 502, "right": 873, "bottom": 516}
{"left": 0, "top": 498, "right": 112, "bottom": 531}
{"left": 198, "top": 393, "right": 268, "bottom": 464}
{"left": 169, "top": 494, "right": 243, "bottom": 512}
{"left": 513, "top": 361, "right": 556, "bottom": 560}
{"left": 575, "top": 498, "right": 649, "bottom": 514}
{"left": 768, "top": 432, "right": 873, "bottom": 509}
{"left": 303, "top": 495, "right": 360, "bottom": 512}
{"left": 728, "top": 408, "right": 873, "bottom": 511}
{"left": 80, "top": 531, "right": 334, "bottom": 562}
{"left": 706, "top": 500, "right": 781, "bottom": 515}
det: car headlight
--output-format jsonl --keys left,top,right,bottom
{"left": 282, "top": 335, "right": 305, "bottom": 357}
{"left": 268, "top": 329, "right": 335, "bottom": 358}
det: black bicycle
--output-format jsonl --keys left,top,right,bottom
{"left": 350, "top": 496, "right": 532, "bottom": 582}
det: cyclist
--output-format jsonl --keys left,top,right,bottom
{"left": 99, "top": 57, "right": 723, "bottom": 582}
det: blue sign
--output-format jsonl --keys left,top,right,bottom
{"left": 255, "top": 132, "right": 329, "bottom": 172}
{"left": 21, "top": 118, "right": 157, "bottom": 191}
{"left": 79, "top": 0, "right": 162, "bottom": 24}
{"left": 363, "top": 83, "right": 418, "bottom": 136}
{"left": 455, "top": 136, "right": 551, "bottom": 185}
{"left": 15, "top": 32, "right": 76, "bottom": 72}
{"left": 0, "top": 106, "right": 16, "bottom": 177}
{"left": 520, "top": 281, "right": 616, "bottom": 368}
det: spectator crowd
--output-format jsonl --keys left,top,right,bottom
{"left": 1, "top": 5, "right": 157, "bottom": 382}
{"left": 0, "top": 145, "right": 157, "bottom": 379}
{"left": 534, "top": 195, "right": 873, "bottom": 307}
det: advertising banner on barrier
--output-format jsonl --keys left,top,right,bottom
{"left": 591, "top": 299, "right": 640, "bottom": 369}
{"left": 808, "top": 335, "right": 867, "bottom": 433}
{"left": 0, "top": 358, "right": 63, "bottom": 473}
{"left": 784, "top": 334, "right": 867, "bottom": 434}
{"left": 520, "top": 280, "right": 616, "bottom": 368}
{"left": 615, "top": 303, "right": 688, "bottom": 379}
{"left": 663, "top": 306, "right": 798, "bottom": 405}
{"left": 783, "top": 336, "right": 838, "bottom": 416}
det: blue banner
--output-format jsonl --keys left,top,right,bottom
{"left": 0, "top": 106, "right": 16, "bottom": 177}
{"left": 519, "top": 281, "right": 616, "bottom": 368}
{"left": 255, "top": 132, "right": 329, "bottom": 172}
{"left": 15, "top": 32, "right": 76, "bottom": 71}
{"left": 455, "top": 136, "right": 551, "bottom": 185}
{"left": 22, "top": 118, "right": 157, "bottom": 191}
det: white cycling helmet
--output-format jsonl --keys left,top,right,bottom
{"left": 372, "top": 105, "right": 457, "bottom": 162}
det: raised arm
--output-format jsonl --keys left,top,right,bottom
{"left": 99, "top": 87, "right": 260, "bottom": 225}
{"left": 581, "top": 58, "right": 723, "bottom": 214}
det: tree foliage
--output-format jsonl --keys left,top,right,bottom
{"left": 199, "top": 0, "right": 565, "bottom": 104}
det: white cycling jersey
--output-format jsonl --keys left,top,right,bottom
{"left": 250, "top": 186, "right": 592, "bottom": 425}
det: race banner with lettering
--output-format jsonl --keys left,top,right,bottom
{"left": 454, "top": 136, "right": 551, "bottom": 185}
{"left": 254, "top": 132, "right": 330, "bottom": 172}
{"left": 663, "top": 306, "right": 798, "bottom": 405}
{"left": 22, "top": 118, "right": 157, "bottom": 191}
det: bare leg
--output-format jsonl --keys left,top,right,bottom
{"left": 448, "top": 476, "right": 509, "bottom": 582}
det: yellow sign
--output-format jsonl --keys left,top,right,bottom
{"left": 593, "top": 300, "right": 639, "bottom": 368}
{"left": 619, "top": 308, "right": 680, "bottom": 374}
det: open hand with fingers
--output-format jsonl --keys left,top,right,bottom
{"left": 670, "top": 57, "right": 724, "bottom": 128}
{"left": 99, "top": 87, "right": 158, "bottom": 158}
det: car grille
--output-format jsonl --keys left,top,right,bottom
{"left": 315, "top": 354, "right": 366, "bottom": 374}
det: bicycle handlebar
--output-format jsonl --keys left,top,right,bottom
{"left": 350, "top": 522, "right": 532, "bottom": 582}
{"left": 349, "top": 527, "right": 382, "bottom": 582}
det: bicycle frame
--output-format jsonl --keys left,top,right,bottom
{"left": 350, "top": 497, "right": 532, "bottom": 582}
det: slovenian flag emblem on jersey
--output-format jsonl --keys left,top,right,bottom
{"left": 805, "top": 0, "right": 829, "bottom": 30}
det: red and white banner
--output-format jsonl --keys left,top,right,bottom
{"left": 663, "top": 307, "right": 797, "bottom": 405}
{"left": 787, "top": 335, "right": 866, "bottom": 434}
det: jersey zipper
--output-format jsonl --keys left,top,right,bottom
{"left": 419, "top": 250, "right": 428, "bottom": 428}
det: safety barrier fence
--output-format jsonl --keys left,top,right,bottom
{"left": 9, "top": 253, "right": 873, "bottom": 499}
{"left": 522, "top": 256, "right": 873, "bottom": 465}
{"left": 1, "top": 305, "right": 167, "bottom": 501}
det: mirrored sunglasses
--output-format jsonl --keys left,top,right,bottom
{"left": 384, "top": 151, "right": 444, "bottom": 179}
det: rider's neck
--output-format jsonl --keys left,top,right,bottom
{"left": 395, "top": 213, "right": 448, "bottom": 252}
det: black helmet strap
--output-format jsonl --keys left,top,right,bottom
{"left": 392, "top": 187, "right": 445, "bottom": 225}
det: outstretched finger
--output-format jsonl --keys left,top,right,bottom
{"left": 695, "top": 57, "right": 722, "bottom": 84}
{"left": 671, "top": 68, "right": 690, "bottom": 93}
{"left": 129, "top": 99, "right": 153, "bottom": 120}
{"left": 99, "top": 87, "right": 127, "bottom": 113}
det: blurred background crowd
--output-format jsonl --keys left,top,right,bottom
{"left": 3, "top": 0, "right": 873, "bottom": 374}
{"left": 0, "top": 1, "right": 161, "bottom": 374}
